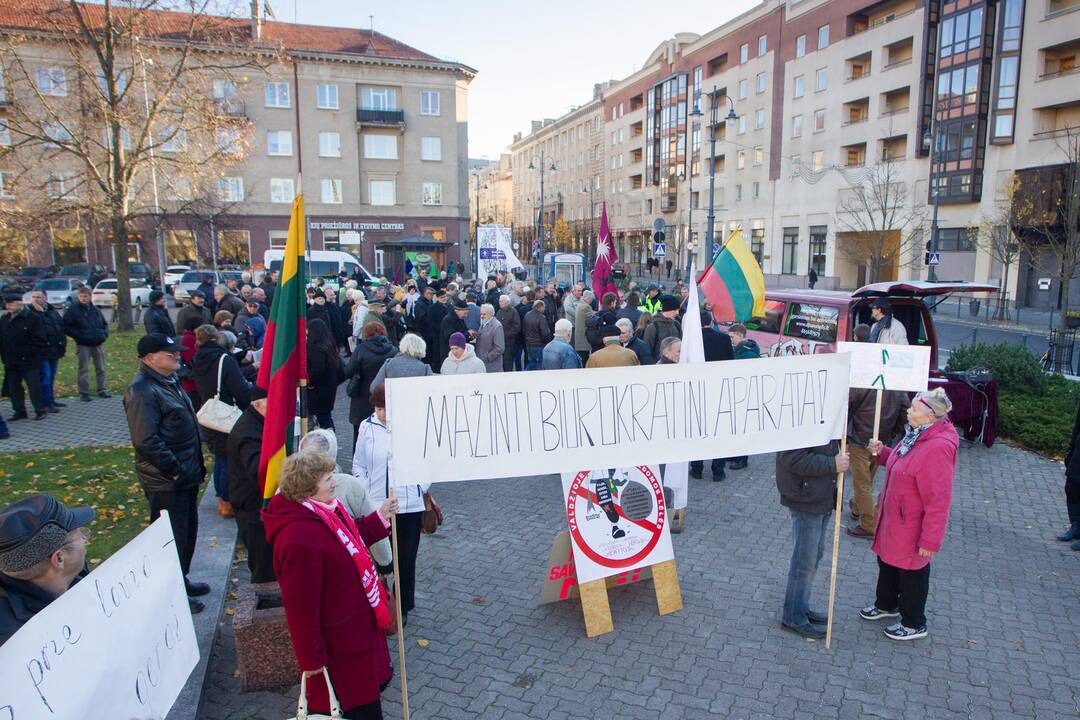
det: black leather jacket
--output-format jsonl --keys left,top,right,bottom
{"left": 63, "top": 302, "right": 108, "bottom": 347}
{"left": 143, "top": 304, "right": 176, "bottom": 338}
{"left": 124, "top": 363, "right": 205, "bottom": 493}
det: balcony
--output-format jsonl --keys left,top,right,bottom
{"left": 880, "top": 134, "right": 907, "bottom": 161}
{"left": 1048, "top": 0, "right": 1080, "bottom": 17}
{"left": 847, "top": 0, "right": 918, "bottom": 35}
{"left": 880, "top": 86, "right": 911, "bottom": 116}
{"left": 1040, "top": 38, "right": 1080, "bottom": 79}
{"left": 357, "top": 108, "right": 405, "bottom": 128}
{"left": 842, "top": 142, "right": 867, "bottom": 167}
{"left": 842, "top": 98, "right": 871, "bottom": 126}
{"left": 883, "top": 36, "right": 914, "bottom": 70}
{"left": 212, "top": 98, "right": 247, "bottom": 117}
{"left": 845, "top": 52, "right": 872, "bottom": 83}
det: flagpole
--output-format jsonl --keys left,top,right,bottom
{"left": 292, "top": 58, "right": 309, "bottom": 440}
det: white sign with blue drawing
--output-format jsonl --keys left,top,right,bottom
{"left": 653, "top": 243, "right": 666, "bottom": 257}
{"left": 838, "top": 342, "right": 931, "bottom": 392}
{"left": 928, "top": 252, "right": 941, "bottom": 265}
{"left": 712, "top": 242, "right": 721, "bottom": 256}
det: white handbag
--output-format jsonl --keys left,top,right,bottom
{"left": 287, "top": 668, "right": 343, "bottom": 720}
{"left": 196, "top": 355, "right": 242, "bottom": 433}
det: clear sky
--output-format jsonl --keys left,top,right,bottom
{"left": 288, "top": 0, "right": 759, "bottom": 160}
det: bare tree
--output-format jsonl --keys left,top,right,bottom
{"left": 975, "top": 173, "right": 1023, "bottom": 320}
{"left": 0, "top": 0, "right": 265, "bottom": 329}
{"left": 835, "top": 156, "right": 927, "bottom": 283}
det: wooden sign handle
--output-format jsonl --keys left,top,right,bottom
{"left": 388, "top": 485, "right": 410, "bottom": 720}
{"left": 871, "top": 388, "right": 883, "bottom": 454}
{"left": 825, "top": 406, "right": 850, "bottom": 650}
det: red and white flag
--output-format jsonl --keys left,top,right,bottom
{"left": 591, "top": 202, "right": 619, "bottom": 300}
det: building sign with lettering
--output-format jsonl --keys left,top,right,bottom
{"left": 309, "top": 221, "right": 405, "bottom": 232}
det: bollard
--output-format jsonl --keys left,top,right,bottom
{"left": 972, "top": 327, "right": 978, "bottom": 345}
{"left": 1022, "top": 335, "right": 1027, "bottom": 350}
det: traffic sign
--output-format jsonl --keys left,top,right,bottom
{"left": 654, "top": 243, "right": 666, "bottom": 257}
{"left": 652, "top": 230, "right": 665, "bottom": 244}
{"left": 928, "top": 252, "right": 940, "bottom": 265}
{"left": 653, "top": 218, "right": 666, "bottom": 232}
{"left": 712, "top": 242, "right": 721, "bottom": 256}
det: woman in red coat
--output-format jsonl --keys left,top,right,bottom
{"left": 263, "top": 449, "right": 399, "bottom": 719}
{"left": 863, "top": 387, "right": 958, "bottom": 641}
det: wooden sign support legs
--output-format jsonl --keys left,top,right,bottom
{"left": 825, "top": 405, "right": 850, "bottom": 650}
{"left": 579, "top": 560, "right": 683, "bottom": 638}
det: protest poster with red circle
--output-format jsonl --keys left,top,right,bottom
{"left": 561, "top": 465, "right": 675, "bottom": 585}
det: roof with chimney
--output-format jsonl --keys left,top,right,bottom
{"left": 0, "top": 0, "right": 474, "bottom": 75}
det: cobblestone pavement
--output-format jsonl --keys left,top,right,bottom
{"left": 0, "top": 395, "right": 131, "bottom": 451}
{"left": 199, "top": 392, "right": 1080, "bottom": 720}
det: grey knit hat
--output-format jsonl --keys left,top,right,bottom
{"left": 914, "top": 387, "right": 953, "bottom": 419}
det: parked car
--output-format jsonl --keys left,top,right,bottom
{"left": 264, "top": 249, "right": 374, "bottom": 286}
{"left": 58, "top": 263, "right": 107, "bottom": 288}
{"left": 128, "top": 262, "right": 156, "bottom": 287}
{"left": 173, "top": 270, "right": 222, "bottom": 305}
{"left": 92, "top": 277, "right": 153, "bottom": 308}
{"left": 23, "top": 278, "right": 83, "bottom": 307}
{"left": 15, "top": 266, "right": 53, "bottom": 290}
{"left": 220, "top": 269, "right": 245, "bottom": 286}
{"left": 0, "top": 274, "right": 21, "bottom": 293}
{"left": 163, "top": 264, "right": 191, "bottom": 292}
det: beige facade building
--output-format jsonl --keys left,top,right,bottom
{"left": 510, "top": 0, "right": 1080, "bottom": 308}
{"left": 469, "top": 152, "right": 514, "bottom": 229}
{"left": 0, "top": 0, "right": 475, "bottom": 278}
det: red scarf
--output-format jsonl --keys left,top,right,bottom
{"left": 301, "top": 499, "right": 393, "bottom": 631}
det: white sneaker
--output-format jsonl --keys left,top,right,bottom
{"left": 883, "top": 623, "right": 927, "bottom": 641}
{"left": 859, "top": 605, "right": 900, "bottom": 621}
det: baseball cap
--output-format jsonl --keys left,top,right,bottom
{"left": 137, "top": 333, "right": 183, "bottom": 357}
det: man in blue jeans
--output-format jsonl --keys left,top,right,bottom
{"left": 30, "top": 290, "right": 67, "bottom": 412}
{"left": 775, "top": 440, "right": 849, "bottom": 639}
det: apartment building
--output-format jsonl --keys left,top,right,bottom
{"left": 509, "top": 0, "right": 1080, "bottom": 307}
{"left": 469, "top": 153, "right": 514, "bottom": 228}
{"left": 0, "top": 0, "right": 475, "bottom": 277}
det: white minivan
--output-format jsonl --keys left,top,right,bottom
{"left": 262, "top": 250, "right": 375, "bottom": 287}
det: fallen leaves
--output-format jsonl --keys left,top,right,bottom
{"left": 416, "top": 638, "right": 429, "bottom": 648}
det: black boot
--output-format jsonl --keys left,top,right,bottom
{"left": 1057, "top": 522, "right": 1080, "bottom": 542}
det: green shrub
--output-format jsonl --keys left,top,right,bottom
{"left": 997, "top": 375, "right": 1079, "bottom": 458}
{"left": 945, "top": 341, "right": 1047, "bottom": 394}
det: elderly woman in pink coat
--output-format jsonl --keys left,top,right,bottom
{"left": 863, "top": 387, "right": 958, "bottom": 641}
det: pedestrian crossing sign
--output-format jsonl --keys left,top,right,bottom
{"left": 654, "top": 243, "right": 666, "bottom": 257}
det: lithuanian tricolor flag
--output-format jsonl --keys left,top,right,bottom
{"left": 699, "top": 229, "right": 766, "bottom": 322}
{"left": 257, "top": 192, "right": 307, "bottom": 502}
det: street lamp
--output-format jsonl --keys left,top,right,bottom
{"left": 700, "top": 87, "right": 738, "bottom": 258}
{"left": 581, "top": 183, "right": 596, "bottom": 265}
{"left": 474, "top": 173, "right": 487, "bottom": 277}
{"left": 923, "top": 107, "right": 943, "bottom": 284}
{"left": 527, "top": 149, "right": 556, "bottom": 279}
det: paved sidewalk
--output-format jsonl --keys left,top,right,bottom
{"left": 0, "top": 395, "right": 131, "bottom": 451}
{"left": 199, "top": 412, "right": 1080, "bottom": 719}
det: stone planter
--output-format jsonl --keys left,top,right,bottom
{"left": 233, "top": 581, "right": 299, "bottom": 691}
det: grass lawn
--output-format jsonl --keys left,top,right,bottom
{"left": 0, "top": 445, "right": 149, "bottom": 566}
{"left": 54, "top": 328, "right": 142, "bottom": 397}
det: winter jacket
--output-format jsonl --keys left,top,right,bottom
{"left": 257, "top": 279, "right": 276, "bottom": 309}
{"left": 370, "top": 353, "right": 432, "bottom": 393}
{"left": 345, "top": 336, "right": 397, "bottom": 426}
{"left": 542, "top": 338, "right": 582, "bottom": 370}
{"left": 331, "top": 472, "right": 392, "bottom": 567}
{"left": 733, "top": 338, "right": 761, "bottom": 360}
{"left": 382, "top": 311, "right": 408, "bottom": 349}
{"left": 775, "top": 440, "right": 840, "bottom": 515}
{"left": 217, "top": 293, "right": 245, "bottom": 318}
{"left": 226, "top": 405, "right": 264, "bottom": 513}
{"left": 872, "top": 421, "right": 958, "bottom": 570}
{"left": 0, "top": 570, "right": 86, "bottom": 646}
{"left": 124, "top": 363, "right": 205, "bottom": 493}
{"left": 617, "top": 304, "right": 642, "bottom": 329}
{"left": 176, "top": 304, "right": 212, "bottom": 334}
{"left": 352, "top": 413, "right": 429, "bottom": 515}
{"left": 178, "top": 330, "right": 199, "bottom": 394}
{"left": 261, "top": 495, "right": 392, "bottom": 714}
{"left": 848, "top": 387, "right": 910, "bottom": 448}
{"left": 586, "top": 343, "right": 640, "bottom": 368}
{"left": 495, "top": 305, "right": 521, "bottom": 349}
{"left": 475, "top": 318, "right": 505, "bottom": 373}
{"left": 563, "top": 294, "right": 582, "bottom": 321}
{"left": 437, "top": 312, "right": 469, "bottom": 369}
{"left": 622, "top": 336, "right": 654, "bottom": 366}
{"left": 0, "top": 308, "right": 46, "bottom": 370}
{"left": 143, "top": 304, "right": 176, "bottom": 338}
{"left": 702, "top": 328, "right": 734, "bottom": 362}
{"left": 62, "top": 302, "right": 108, "bottom": 347}
{"left": 643, "top": 315, "right": 681, "bottom": 359}
{"left": 412, "top": 296, "right": 434, "bottom": 340}
{"left": 440, "top": 344, "right": 487, "bottom": 375}
{"left": 871, "top": 316, "right": 909, "bottom": 345}
{"left": 573, "top": 302, "right": 594, "bottom": 352}
{"left": 232, "top": 310, "right": 264, "bottom": 349}
{"left": 306, "top": 301, "right": 333, "bottom": 334}
{"left": 465, "top": 303, "right": 481, "bottom": 333}
{"left": 523, "top": 309, "right": 552, "bottom": 348}
{"left": 306, "top": 345, "right": 342, "bottom": 417}
{"left": 192, "top": 343, "right": 251, "bottom": 456}
{"left": 1067, "top": 401, "right": 1080, "bottom": 483}
{"left": 31, "top": 306, "right": 66, "bottom": 361}
{"left": 515, "top": 301, "right": 531, "bottom": 342}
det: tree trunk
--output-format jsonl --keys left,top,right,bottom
{"left": 995, "top": 259, "right": 1011, "bottom": 321}
{"left": 112, "top": 212, "right": 133, "bottom": 331}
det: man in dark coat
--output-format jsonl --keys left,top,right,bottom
{"left": 1061, "top": 402, "right": 1080, "bottom": 551}
{"left": 0, "top": 294, "right": 48, "bottom": 421}
{"left": 695, "top": 313, "right": 739, "bottom": 476}
{"left": 63, "top": 287, "right": 109, "bottom": 402}
{"left": 123, "top": 333, "right": 209, "bottom": 613}
{"left": 495, "top": 295, "right": 521, "bottom": 372}
{"left": 776, "top": 441, "right": 848, "bottom": 639}
{"left": 515, "top": 293, "right": 532, "bottom": 370}
{"left": 226, "top": 386, "right": 275, "bottom": 583}
{"left": 143, "top": 291, "right": 176, "bottom": 338}
{"left": 30, "top": 288, "right": 66, "bottom": 412}
{"left": 523, "top": 299, "right": 553, "bottom": 370}
{"left": 214, "top": 285, "right": 245, "bottom": 318}
{"left": 177, "top": 290, "right": 212, "bottom": 331}
{"left": 199, "top": 276, "right": 217, "bottom": 313}
{"left": 437, "top": 299, "right": 469, "bottom": 371}
{"left": 642, "top": 295, "right": 682, "bottom": 360}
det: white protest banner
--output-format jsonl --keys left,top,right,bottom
{"left": 0, "top": 515, "right": 198, "bottom": 720}
{"left": 838, "top": 342, "right": 931, "bottom": 391}
{"left": 477, "top": 224, "right": 523, "bottom": 276}
{"left": 561, "top": 465, "right": 674, "bottom": 584}
{"left": 386, "top": 352, "right": 850, "bottom": 484}
{"left": 663, "top": 262, "right": 704, "bottom": 511}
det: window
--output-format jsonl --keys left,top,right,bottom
{"left": 737, "top": 150, "right": 747, "bottom": 169}
{"left": 269, "top": 230, "right": 288, "bottom": 249}
{"left": 217, "top": 176, "right": 244, "bottom": 202}
{"left": 0, "top": 119, "right": 9, "bottom": 147}
{"left": 266, "top": 130, "right": 293, "bottom": 156}
{"left": 735, "top": 184, "right": 742, "bottom": 201}
{"left": 758, "top": 34, "right": 767, "bottom": 57}
{"left": 47, "top": 173, "right": 76, "bottom": 200}
{"left": 319, "top": 131, "right": 341, "bottom": 157}
{"left": 999, "top": 0, "right": 1022, "bottom": 53}
{"left": 264, "top": 82, "right": 290, "bottom": 108}
{"left": 212, "top": 79, "right": 237, "bottom": 101}
{"left": 753, "top": 146, "right": 764, "bottom": 165}
{"left": 320, "top": 178, "right": 343, "bottom": 204}
{"left": 215, "top": 128, "right": 241, "bottom": 154}
{"left": 362, "top": 87, "right": 397, "bottom": 110}
{"left": 782, "top": 227, "right": 799, "bottom": 274}
{"left": 420, "top": 136, "right": 442, "bottom": 161}
{"left": 316, "top": 83, "right": 339, "bottom": 110}
{"left": 815, "top": 68, "right": 828, "bottom": 92}
{"left": 817, "top": 24, "right": 829, "bottom": 50}
{"left": 936, "top": 227, "right": 976, "bottom": 251}
{"left": 0, "top": 67, "right": 7, "bottom": 103}
{"left": 812, "top": 150, "right": 825, "bottom": 171}
{"left": 420, "top": 90, "right": 441, "bottom": 116}
{"left": 364, "top": 134, "right": 397, "bottom": 159}
{"left": 792, "top": 114, "right": 803, "bottom": 137}
{"left": 692, "top": 65, "right": 703, "bottom": 111}
{"left": 740, "top": 43, "right": 749, "bottom": 64}
{"left": 785, "top": 303, "right": 838, "bottom": 342}
{"left": 755, "top": 109, "right": 765, "bottom": 129}
{"left": 165, "top": 177, "right": 192, "bottom": 202}
{"left": 269, "top": 178, "right": 295, "bottom": 203}
{"left": 794, "top": 76, "right": 805, "bottom": 98}
{"left": 0, "top": 171, "right": 13, "bottom": 199}
{"left": 422, "top": 182, "right": 443, "bottom": 205}
{"left": 814, "top": 109, "right": 826, "bottom": 132}
{"left": 809, "top": 226, "right": 827, "bottom": 275}
{"left": 992, "top": 54, "right": 1019, "bottom": 141}
{"left": 36, "top": 67, "right": 67, "bottom": 96}
{"left": 369, "top": 180, "right": 395, "bottom": 206}
{"left": 750, "top": 226, "right": 765, "bottom": 267}
{"left": 45, "top": 122, "right": 72, "bottom": 147}
{"left": 752, "top": 181, "right": 760, "bottom": 198}
{"left": 160, "top": 128, "right": 187, "bottom": 153}
{"left": 738, "top": 115, "right": 747, "bottom": 134}
{"left": 796, "top": 34, "right": 807, "bottom": 58}
{"left": 756, "top": 72, "right": 767, "bottom": 94}
{"left": 939, "top": 7, "right": 983, "bottom": 58}
{"left": 96, "top": 69, "right": 130, "bottom": 96}
{"left": 739, "top": 79, "right": 748, "bottom": 100}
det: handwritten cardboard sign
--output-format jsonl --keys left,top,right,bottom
{"left": 0, "top": 515, "right": 198, "bottom": 720}
{"left": 538, "top": 531, "right": 651, "bottom": 605}
{"left": 838, "top": 342, "right": 931, "bottom": 392}
{"left": 386, "top": 353, "right": 851, "bottom": 484}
